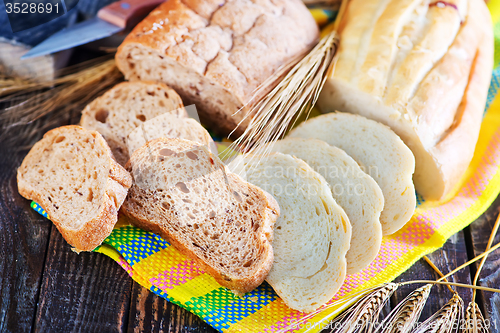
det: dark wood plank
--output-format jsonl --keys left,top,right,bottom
{"left": 33, "top": 227, "right": 132, "bottom": 333}
{"left": 391, "top": 230, "right": 473, "bottom": 324}
{"left": 0, "top": 144, "right": 52, "bottom": 333}
{"left": 127, "top": 282, "right": 217, "bottom": 333}
{"left": 469, "top": 193, "right": 500, "bottom": 333}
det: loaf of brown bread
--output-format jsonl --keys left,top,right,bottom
{"left": 121, "top": 138, "right": 280, "bottom": 294}
{"left": 17, "top": 126, "right": 132, "bottom": 251}
{"left": 115, "top": 0, "right": 319, "bottom": 136}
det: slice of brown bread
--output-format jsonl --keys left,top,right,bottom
{"left": 80, "top": 81, "right": 187, "bottom": 165}
{"left": 121, "top": 138, "right": 280, "bottom": 294}
{"left": 127, "top": 113, "right": 216, "bottom": 157}
{"left": 17, "top": 125, "right": 132, "bottom": 251}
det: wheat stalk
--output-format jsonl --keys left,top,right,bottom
{"left": 465, "top": 302, "right": 489, "bottom": 333}
{"left": 225, "top": 0, "right": 349, "bottom": 163}
{"left": 462, "top": 213, "right": 500, "bottom": 332}
{"left": 280, "top": 242, "right": 500, "bottom": 333}
{"left": 373, "top": 284, "right": 433, "bottom": 333}
{"left": 327, "top": 283, "right": 399, "bottom": 333}
{"left": 0, "top": 57, "right": 122, "bottom": 145}
{"left": 410, "top": 293, "right": 463, "bottom": 333}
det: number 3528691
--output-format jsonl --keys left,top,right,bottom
{"left": 5, "top": 2, "right": 59, "bottom": 14}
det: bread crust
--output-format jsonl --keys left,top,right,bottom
{"left": 115, "top": 0, "right": 319, "bottom": 137}
{"left": 429, "top": 1, "right": 493, "bottom": 197}
{"left": 17, "top": 125, "right": 132, "bottom": 251}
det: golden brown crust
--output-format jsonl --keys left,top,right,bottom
{"left": 17, "top": 125, "right": 132, "bottom": 251}
{"left": 430, "top": 0, "right": 493, "bottom": 197}
{"left": 115, "top": 0, "right": 319, "bottom": 137}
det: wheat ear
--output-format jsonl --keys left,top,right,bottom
{"left": 0, "top": 57, "right": 121, "bottom": 132}
{"left": 463, "top": 213, "right": 500, "bottom": 332}
{"left": 226, "top": 0, "right": 350, "bottom": 162}
{"left": 373, "top": 284, "right": 433, "bottom": 333}
{"left": 465, "top": 302, "right": 489, "bottom": 333}
{"left": 326, "top": 283, "right": 399, "bottom": 333}
{"left": 410, "top": 293, "right": 463, "bottom": 333}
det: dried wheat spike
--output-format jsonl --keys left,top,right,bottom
{"left": 374, "top": 284, "right": 432, "bottom": 333}
{"left": 411, "top": 293, "right": 463, "bottom": 333}
{"left": 228, "top": 31, "right": 338, "bottom": 160}
{"left": 464, "top": 302, "right": 489, "bottom": 333}
{"left": 328, "top": 283, "right": 399, "bottom": 333}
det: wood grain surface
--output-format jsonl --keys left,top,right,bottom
{"left": 469, "top": 194, "right": 500, "bottom": 332}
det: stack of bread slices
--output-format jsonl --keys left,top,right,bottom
{"left": 17, "top": 79, "right": 416, "bottom": 312}
{"left": 20, "top": 0, "right": 472, "bottom": 314}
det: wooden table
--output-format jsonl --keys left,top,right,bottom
{"left": 1, "top": 80, "right": 499, "bottom": 333}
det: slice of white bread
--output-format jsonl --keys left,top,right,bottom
{"left": 127, "top": 112, "right": 215, "bottom": 157}
{"left": 289, "top": 112, "right": 416, "bottom": 235}
{"left": 229, "top": 153, "right": 351, "bottom": 312}
{"left": 266, "top": 138, "right": 383, "bottom": 274}
{"left": 121, "top": 138, "right": 279, "bottom": 294}
{"left": 80, "top": 81, "right": 187, "bottom": 165}
{"left": 17, "top": 125, "right": 132, "bottom": 251}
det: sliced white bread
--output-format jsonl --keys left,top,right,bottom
{"left": 80, "top": 81, "right": 186, "bottom": 165}
{"left": 17, "top": 125, "right": 132, "bottom": 251}
{"left": 127, "top": 112, "right": 215, "bottom": 157}
{"left": 289, "top": 112, "right": 416, "bottom": 235}
{"left": 230, "top": 153, "right": 351, "bottom": 312}
{"left": 266, "top": 138, "right": 383, "bottom": 274}
{"left": 121, "top": 138, "right": 279, "bottom": 294}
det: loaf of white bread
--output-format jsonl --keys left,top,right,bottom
{"left": 115, "top": 0, "right": 319, "bottom": 136}
{"left": 318, "top": 0, "right": 493, "bottom": 200}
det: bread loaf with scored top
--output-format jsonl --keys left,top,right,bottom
{"left": 318, "top": 0, "right": 493, "bottom": 200}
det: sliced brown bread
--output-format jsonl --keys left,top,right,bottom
{"left": 17, "top": 125, "right": 132, "bottom": 251}
{"left": 127, "top": 112, "right": 216, "bottom": 157}
{"left": 80, "top": 81, "right": 187, "bottom": 165}
{"left": 121, "top": 138, "right": 279, "bottom": 294}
